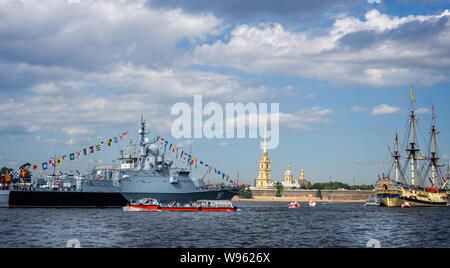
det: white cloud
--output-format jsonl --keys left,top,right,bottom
{"left": 217, "top": 141, "right": 229, "bottom": 147}
{"left": 367, "top": 0, "right": 382, "bottom": 4}
{"left": 0, "top": 0, "right": 221, "bottom": 72}
{"left": 306, "top": 93, "right": 317, "bottom": 100}
{"left": 279, "top": 107, "right": 334, "bottom": 131}
{"left": 371, "top": 104, "right": 402, "bottom": 115}
{"left": 415, "top": 108, "right": 431, "bottom": 115}
{"left": 194, "top": 9, "right": 450, "bottom": 86}
{"left": 351, "top": 106, "right": 367, "bottom": 112}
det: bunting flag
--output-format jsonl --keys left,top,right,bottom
{"left": 5, "top": 174, "right": 11, "bottom": 182}
{"left": 20, "top": 169, "right": 27, "bottom": 178}
{"left": 24, "top": 130, "right": 128, "bottom": 171}
{"left": 12, "top": 171, "right": 19, "bottom": 179}
{"left": 119, "top": 131, "right": 128, "bottom": 141}
{"left": 154, "top": 135, "right": 235, "bottom": 184}
{"left": 19, "top": 163, "right": 31, "bottom": 170}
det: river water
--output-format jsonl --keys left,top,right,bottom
{"left": 0, "top": 202, "right": 448, "bottom": 248}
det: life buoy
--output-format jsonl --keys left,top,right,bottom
{"left": 55, "top": 180, "right": 61, "bottom": 187}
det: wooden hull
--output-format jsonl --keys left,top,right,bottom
{"left": 376, "top": 179, "right": 448, "bottom": 207}
{"left": 380, "top": 196, "right": 447, "bottom": 207}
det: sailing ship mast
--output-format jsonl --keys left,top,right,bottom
{"left": 406, "top": 87, "right": 420, "bottom": 186}
{"left": 393, "top": 133, "right": 400, "bottom": 182}
{"left": 429, "top": 105, "right": 440, "bottom": 187}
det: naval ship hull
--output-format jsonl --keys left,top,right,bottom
{"left": 122, "top": 188, "right": 237, "bottom": 203}
{"left": 8, "top": 191, "right": 128, "bottom": 208}
{"left": 0, "top": 190, "right": 9, "bottom": 208}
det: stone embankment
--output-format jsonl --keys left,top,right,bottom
{"left": 233, "top": 189, "right": 374, "bottom": 202}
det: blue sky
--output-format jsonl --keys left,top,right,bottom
{"left": 0, "top": 0, "right": 449, "bottom": 186}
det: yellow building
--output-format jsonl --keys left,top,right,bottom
{"left": 256, "top": 146, "right": 271, "bottom": 189}
{"left": 256, "top": 117, "right": 271, "bottom": 189}
{"left": 298, "top": 168, "right": 310, "bottom": 187}
{"left": 284, "top": 165, "right": 293, "bottom": 184}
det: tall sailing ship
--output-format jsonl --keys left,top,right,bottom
{"left": 375, "top": 88, "right": 449, "bottom": 207}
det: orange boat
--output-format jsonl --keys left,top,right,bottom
{"left": 123, "top": 198, "right": 237, "bottom": 212}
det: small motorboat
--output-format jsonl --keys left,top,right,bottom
{"left": 123, "top": 198, "right": 161, "bottom": 212}
{"left": 123, "top": 198, "right": 237, "bottom": 212}
{"left": 364, "top": 196, "right": 380, "bottom": 207}
{"left": 401, "top": 201, "right": 412, "bottom": 208}
{"left": 308, "top": 201, "right": 317, "bottom": 207}
{"left": 288, "top": 201, "right": 301, "bottom": 208}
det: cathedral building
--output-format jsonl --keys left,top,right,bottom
{"left": 255, "top": 141, "right": 271, "bottom": 189}
{"left": 298, "top": 168, "right": 311, "bottom": 187}
{"left": 256, "top": 118, "right": 271, "bottom": 189}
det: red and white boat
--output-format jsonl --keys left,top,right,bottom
{"left": 308, "top": 201, "right": 317, "bottom": 207}
{"left": 123, "top": 198, "right": 237, "bottom": 212}
{"left": 401, "top": 201, "right": 412, "bottom": 208}
{"left": 288, "top": 201, "right": 301, "bottom": 208}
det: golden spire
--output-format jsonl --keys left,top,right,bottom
{"left": 263, "top": 114, "right": 268, "bottom": 154}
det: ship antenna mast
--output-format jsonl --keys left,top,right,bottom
{"left": 406, "top": 87, "right": 420, "bottom": 186}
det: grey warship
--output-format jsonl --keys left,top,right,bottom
{"left": 118, "top": 117, "right": 238, "bottom": 203}
{"left": 2, "top": 118, "right": 238, "bottom": 207}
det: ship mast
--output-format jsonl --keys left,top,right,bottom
{"left": 138, "top": 115, "right": 148, "bottom": 166}
{"left": 406, "top": 87, "right": 420, "bottom": 186}
{"left": 393, "top": 133, "right": 400, "bottom": 182}
{"left": 430, "top": 105, "right": 440, "bottom": 187}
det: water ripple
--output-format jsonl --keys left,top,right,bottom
{"left": 0, "top": 202, "right": 448, "bottom": 248}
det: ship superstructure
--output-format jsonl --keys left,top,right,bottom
{"left": 375, "top": 88, "right": 449, "bottom": 207}
{"left": 118, "top": 117, "right": 238, "bottom": 203}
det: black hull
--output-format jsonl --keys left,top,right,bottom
{"left": 9, "top": 191, "right": 128, "bottom": 208}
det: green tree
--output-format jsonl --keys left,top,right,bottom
{"left": 316, "top": 189, "right": 322, "bottom": 199}
{"left": 245, "top": 188, "right": 253, "bottom": 198}
{"left": 273, "top": 182, "right": 284, "bottom": 197}
{"left": 0, "top": 167, "right": 13, "bottom": 176}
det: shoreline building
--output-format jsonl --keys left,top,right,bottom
{"left": 298, "top": 168, "right": 310, "bottom": 187}
{"left": 281, "top": 165, "right": 311, "bottom": 188}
